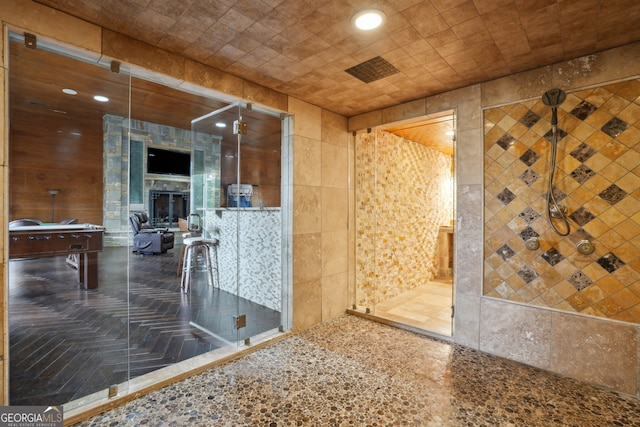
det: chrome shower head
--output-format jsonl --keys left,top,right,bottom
{"left": 542, "top": 88, "right": 566, "bottom": 108}
{"left": 542, "top": 88, "right": 566, "bottom": 126}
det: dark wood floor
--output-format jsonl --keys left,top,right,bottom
{"left": 9, "top": 246, "right": 281, "bottom": 406}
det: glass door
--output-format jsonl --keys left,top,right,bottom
{"left": 7, "top": 33, "right": 133, "bottom": 408}
{"left": 353, "top": 112, "right": 456, "bottom": 337}
{"left": 189, "top": 102, "right": 284, "bottom": 346}
{"left": 189, "top": 103, "right": 241, "bottom": 346}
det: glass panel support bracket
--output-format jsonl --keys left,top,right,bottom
{"left": 234, "top": 314, "right": 247, "bottom": 329}
{"left": 233, "top": 120, "right": 247, "bottom": 135}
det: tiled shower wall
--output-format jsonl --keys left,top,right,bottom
{"left": 355, "top": 130, "right": 453, "bottom": 309}
{"left": 484, "top": 78, "right": 640, "bottom": 323}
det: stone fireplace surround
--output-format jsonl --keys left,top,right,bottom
{"left": 103, "top": 115, "right": 219, "bottom": 246}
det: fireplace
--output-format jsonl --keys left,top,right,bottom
{"left": 149, "top": 191, "right": 189, "bottom": 227}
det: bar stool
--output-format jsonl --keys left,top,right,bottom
{"left": 180, "top": 237, "right": 219, "bottom": 293}
{"left": 176, "top": 218, "right": 201, "bottom": 277}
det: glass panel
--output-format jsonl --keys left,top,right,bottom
{"left": 354, "top": 130, "right": 379, "bottom": 314}
{"left": 353, "top": 113, "right": 456, "bottom": 337}
{"left": 188, "top": 104, "right": 284, "bottom": 346}
{"left": 189, "top": 103, "right": 241, "bottom": 344}
{"left": 236, "top": 105, "right": 284, "bottom": 341}
{"left": 7, "top": 34, "right": 132, "bottom": 407}
{"left": 7, "top": 31, "right": 290, "bottom": 413}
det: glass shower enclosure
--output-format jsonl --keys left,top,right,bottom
{"left": 7, "top": 31, "right": 290, "bottom": 413}
{"left": 188, "top": 102, "right": 285, "bottom": 346}
{"left": 352, "top": 113, "right": 456, "bottom": 337}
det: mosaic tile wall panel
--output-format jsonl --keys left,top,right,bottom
{"left": 483, "top": 78, "right": 640, "bottom": 323}
{"left": 206, "top": 208, "right": 281, "bottom": 311}
{"left": 355, "top": 130, "right": 454, "bottom": 309}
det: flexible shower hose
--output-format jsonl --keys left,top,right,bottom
{"left": 547, "top": 123, "right": 571, "bottom": 236}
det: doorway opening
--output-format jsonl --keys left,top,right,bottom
{"left": 351, "top": 110, "right": 456, "bottom": 338}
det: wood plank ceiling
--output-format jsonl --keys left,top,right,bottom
{"left": 9, "top": 40, "right": 282, "bottom": 152}
{"left": 14, "top": 0, "right": 640, "bottom": 155}
{"left": 32, "top": 0, "right": 640, "bottom": 118}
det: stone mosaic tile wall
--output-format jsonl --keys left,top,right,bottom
{"left": 355, "top": 130, "right": 454, "bottom": 309}
{"left": 483, "top": 78, "right": 640, "bottom": 323}
{"left": 206, "top": 209, "right": 281, "bottom": 311}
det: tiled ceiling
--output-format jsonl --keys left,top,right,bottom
{"left": 33, "top": 0, "right": 640, "bottom": 117}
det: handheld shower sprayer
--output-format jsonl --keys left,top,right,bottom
{"left": 542, "top": 88, "right": 566, "bottom": 126}
{"left": 542, "top": 88, "right": 570, "bottom": 236}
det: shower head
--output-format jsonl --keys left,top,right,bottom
{"left": 542, "top": 88, "right": 566, "bottom": 126}
{"left": 542, "top": 88, "right": 566, "bottom": 108}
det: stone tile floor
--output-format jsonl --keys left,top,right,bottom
{"left": 375, "top": 280, "right": 452, "bottom": 336}
{"left": 74, "top": 315, "right": 640, "bottom": 426}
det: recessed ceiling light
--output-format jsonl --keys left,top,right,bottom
{"left": 215, "top": 122, "right": 226, "bottom": 128}
{"left": 62, "top": 88, "right": 77, "bottom": 95}
{"left": 352, "top": 9, "right": 386, "bottom": 30}
{"left": 93, "top": 95, "right": 109, "bottom": 102}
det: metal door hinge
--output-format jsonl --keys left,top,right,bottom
{"left": 451, "top": 305, "right": 455, "bottom": 318}
{"left": 108, "top": 384, "right": 118, "bottom": 398}
{"left": 233, "top": 120, "right": 247, "bottom": 135}
{"left": 234, "top": 314, "right": 246, "bottom": 329}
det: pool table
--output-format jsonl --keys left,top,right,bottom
{"left": 9, "top": 223, "right": 105, "bottom": 289}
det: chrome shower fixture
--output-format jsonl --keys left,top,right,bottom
{"left": 525, "top": 238, "right": 540, "bottom": 251}
{"left": 576, "top": 240, "right": 595, "bottom": 255}
{"left": 542, "top": 88, "right": 570, "bottom": 236}
{"left": 542, "top": 88, "right": 566, "bottom": 125}
{"left": 549, "top": 204, "right": 567, "bottom": 218}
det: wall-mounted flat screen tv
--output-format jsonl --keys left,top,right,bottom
{"left": 147, "top": 147, "right": 191, "bottom": 177}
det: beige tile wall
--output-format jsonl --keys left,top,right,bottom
{"left": 290, "top": 97, "right": 350, "bottom": 330}
{"left": 481, "top": 48, "right": 640, "bottom": 395}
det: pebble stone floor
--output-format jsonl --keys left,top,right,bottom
{"left": 74, "top": 314, "right": 640, "bottom": 426}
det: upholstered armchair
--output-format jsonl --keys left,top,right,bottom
{"left": 129, "top": 212, "right": 175, "bottom": 254}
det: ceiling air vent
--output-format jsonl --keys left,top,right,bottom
{"left": 345, "top": 56, "right": 399, "bottom": 83}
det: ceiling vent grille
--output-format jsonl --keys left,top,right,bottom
{"left": 345, "top": 56, "right": 399, "bottom": 83}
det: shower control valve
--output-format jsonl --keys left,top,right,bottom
{"left": 576, "top": 240, "right": 595, "bottom": 255}
{"left": 525, "top": 238, "right": 540, "bottom": 251}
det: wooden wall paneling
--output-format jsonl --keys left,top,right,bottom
{"left": 9, "top": 109, "right": 103, "bottom": 225}
{"left": 219, "top": 142, "right": 281, "bottom": 208}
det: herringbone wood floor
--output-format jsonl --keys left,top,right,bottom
{"left": 9, "top": 247, "right": 281, "bottom": 406}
